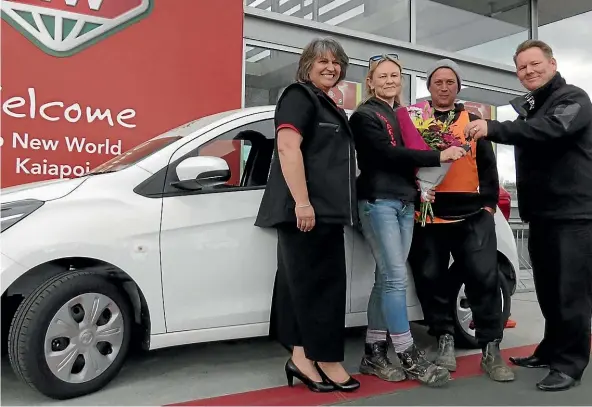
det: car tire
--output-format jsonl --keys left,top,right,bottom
{"left": 452, "top": 269, "right": 512, "bottom": 349}
{"left": 8, "top": 270, "right": 132, "bottom": 400}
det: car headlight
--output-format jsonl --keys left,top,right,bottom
{"left": 1, "top": 199, "right": 44, "bottom": 233}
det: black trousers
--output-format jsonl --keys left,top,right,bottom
{"left": 408, "top": 210, "right": 503, "bottom": 345}
{"left": 528, "top": 219, "right": 592, "bottom": 380}
{"left": 269, "top": 222, "right": 347, "bottom": 362}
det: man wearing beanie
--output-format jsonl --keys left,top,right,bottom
{"left": 407, "top": 59, "right": 514, "bottom": 382}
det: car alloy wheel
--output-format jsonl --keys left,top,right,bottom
{"left": 44, "top": 292, "right": 125, "bottom": 383}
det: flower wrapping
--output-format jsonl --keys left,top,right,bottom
{"left": 395, "top": 100, "right": 465, "bottom": 226}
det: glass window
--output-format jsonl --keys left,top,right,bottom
{"left": 245, "top": 0, "right": 411, "bottom": 42}
{"left": 537, "top": 9, "right": 592, "bottom": 97}
{"left": 493, "top": 105, "right": 519, "bottom": 205}
{"left": 414, "top": 0, "right": 529, "bottom": 66}
{"left": 245, "top": 45, "right": 411, "bottom": 110}
{"left": 170, "top": 119, "right": 276, "bottom": 191}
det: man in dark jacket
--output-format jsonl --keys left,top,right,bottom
{"left": 407, "top": 59, "right": 514, "bottom": 383}
{"left": 467, "top": 39, "right": 592, "bottom": 392}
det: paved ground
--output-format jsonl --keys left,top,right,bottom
{"left": 2, "top": 291, "right": 590, "bottom": 406}
{"left": 334, "top": 368, "right": 592, "bottom": 406}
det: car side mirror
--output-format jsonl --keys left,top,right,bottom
{"left": 171, "top": 156, "right": 231, "bottom": 191}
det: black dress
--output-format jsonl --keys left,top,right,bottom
{"left": 255, "top": 81, "right": 357, "bottom": 362}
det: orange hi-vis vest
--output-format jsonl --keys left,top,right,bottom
{"left": 415, "top": 111, "right": 479, "bottom": 224}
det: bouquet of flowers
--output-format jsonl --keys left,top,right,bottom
{"left": 395, "top": 101, "right": 467, "bottom": 226}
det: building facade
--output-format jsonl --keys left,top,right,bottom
{"left": 242, "top": 0, "right": 592, "bottom": 201}
{"left": 1, "top": 0, "right": 590, "bottom": 189}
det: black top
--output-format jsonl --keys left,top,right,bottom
{"left": 254, "top": 82, "right": 358, "bottom": 228}
{"left": 487, "top": 72, "right": 592, "bottom": 221}
{"left": 350, "top": 97, "right": 441, "bottom": 203}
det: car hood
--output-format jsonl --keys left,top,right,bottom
{"left": 0, "top": 177, "right": 88, "bottom": 204}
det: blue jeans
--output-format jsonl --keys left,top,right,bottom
{"left": 359, "top": 199, "right": 415, "bottom": 335}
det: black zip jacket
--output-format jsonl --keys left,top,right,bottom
{"left": 350, "top": 97, "right": 441, "bottom": 203}
{"left": 425, "top": 103, "right": 500, "bottom": 219}
{"left": 486, "top": 72, "right": 592, "bottom": 221}
{"left": 255, "top": 82, "right": 357, "bottom": 228}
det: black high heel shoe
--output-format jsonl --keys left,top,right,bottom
{"left": 314, "top": 362, "right": 360, "bottom": 392}
{"left": 285, "top": 359, "right": 335, "bottom": 392}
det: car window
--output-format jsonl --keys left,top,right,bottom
{"left": 89, "top": 136, "right": 182, "bottom": 175}
{"left": 165, "top": 118, "right": 276, "bottom": 193}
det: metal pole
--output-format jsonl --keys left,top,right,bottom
{"left": 529, "top": 0, "right": 538, "bottom": 39}
{"left": 409, "top": 0, "right": 417, "bottom": 44}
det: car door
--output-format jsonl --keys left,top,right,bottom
{"left": 350, "top": 220, "right": 421, "bottom": 317}
{"left": 158, "top": 114, "right": 281, "bottom": 333}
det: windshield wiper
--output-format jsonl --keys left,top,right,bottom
{"left": 86, "top": 170, "right": 117, "bottom": 176}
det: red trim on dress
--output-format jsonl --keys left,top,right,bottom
{"left": 277, "top": 124, "right": 300, "bottom": 134}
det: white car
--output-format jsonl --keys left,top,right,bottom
{"left": 0, "top": 106, "right": 520, "bottom": 400}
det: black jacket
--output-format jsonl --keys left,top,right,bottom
{"left": 486, "top": 72, "right": 592, "bottom": 221}
{"left": 350, "top": 97, "right": 441, "bottom": 203}
{"left": 427, "top": 104, "right": 499, "bottom": 218}
{"left": 255, "top": 82, "right": 357, "bottom": 228}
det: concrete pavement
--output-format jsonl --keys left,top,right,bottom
{"left": 3, "top": 291, "right": 589, "bottom": 406}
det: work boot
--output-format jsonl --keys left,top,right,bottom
{"left": 434, "top": 334, "right": 457, "bottom": 372}
{"left": 397, "top": 344, "right": 451, "bottom": 387}
{"left": 481, "top": 340, "right": 516, "bottom": 382}
{"left": 359, "top": 341, "right": 406, "bottom": 382}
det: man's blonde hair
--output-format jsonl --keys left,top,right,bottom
{"left": 363, "top": 55, "right": 404, "bottom": 105}
{"left": 513, "top": 39, "right": 554, "bottom": 65}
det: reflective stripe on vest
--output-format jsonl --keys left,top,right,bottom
{"left": 415, "top": 110, "right": 479, "bottom": 224}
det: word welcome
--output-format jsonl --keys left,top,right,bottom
{"left": 2, "top": 88, "right": 136, "bottom": 129}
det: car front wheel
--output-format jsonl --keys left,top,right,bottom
{"left": 452, "top": 269, "right": 512, "bottom": 349}
{"left": 8, "top": 270, "right": 132, "bottom": 400}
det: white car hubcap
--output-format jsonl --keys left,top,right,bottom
{"left": 456, "top": 284, "right": 505, "bottom": 338}
{"left": 44, "top": 293, "right": 124, "bottom": 383}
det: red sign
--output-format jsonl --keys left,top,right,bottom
{"left": 463, "top": 101, "right": 493, "bottom": 120}
{"left": 328, "top": 81, "right": 361, "bottom": 110}
{"left": 9, "top": 0, "right": 143, "bottom": 18}
{"left": 1, "top": 0, "right": 244, "bottom": 187}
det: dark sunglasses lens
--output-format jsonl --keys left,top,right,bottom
{"left": 369, "top": 53, "right": 399, "bottom": 63}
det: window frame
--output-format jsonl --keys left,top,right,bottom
{"left": 243, "top": 40, "right": 414, "bottom": 109}
{"left": 134, "top": 113, "right": 276, "bottom": 199}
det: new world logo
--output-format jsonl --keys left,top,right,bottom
{"left": 1, "top": 0, "right": 153, "bottom": 57}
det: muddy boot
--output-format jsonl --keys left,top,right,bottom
{"left": 359, "top": 341, "right": 406, "bottom": 382}
{"left": 434, "top": 334, "right": 457, "bottom": 372}
{"left": 397, "top": 344, "right": 451, "bottom": 387}
{"left": 481, "top": 340, "right": 516, "bottom": 382}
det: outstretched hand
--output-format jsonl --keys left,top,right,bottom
{"left": 464, "top": 119, "right": 488, "bottom": 141}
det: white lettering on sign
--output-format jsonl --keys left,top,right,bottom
{"left": 41, "top": 0, "right": 105, "bottom": 11}
{"left": 1, "top": 88, "right": 136, "bottom": 128}
{"left": 16, "top": 158, "right": 91, "bottom": 178}
{"left": 65, "top": 137, "right": 121, "bottom": 155}
{"left": 12, "top": 132, "right": 60, "bottom": 151}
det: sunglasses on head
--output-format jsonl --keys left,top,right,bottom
{"left": 368, "top": 53, "right": 399, "bottom": 66}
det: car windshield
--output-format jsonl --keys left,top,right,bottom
{"left": 87, "top": 110, "right": 240, "bottom": 175}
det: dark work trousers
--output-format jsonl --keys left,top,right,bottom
{"left": 408, "top": 210, "right": 503, "bottom": 346}
{"left": 528, "top": 219, "right": 592, "bottom": 380}
{"left": 269, "top": 222, "right": 347, "bottom": 362}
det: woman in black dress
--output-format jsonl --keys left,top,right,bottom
{"left": 255, "top": 37, "right": 359, "bottom": 393}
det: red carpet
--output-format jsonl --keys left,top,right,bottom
{"left": 169, "top": 344, "right": 537, "bottom": 406}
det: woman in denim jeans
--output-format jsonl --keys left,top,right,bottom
{"left": 349, "top": 54, "right": 467, "bottom": 387}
